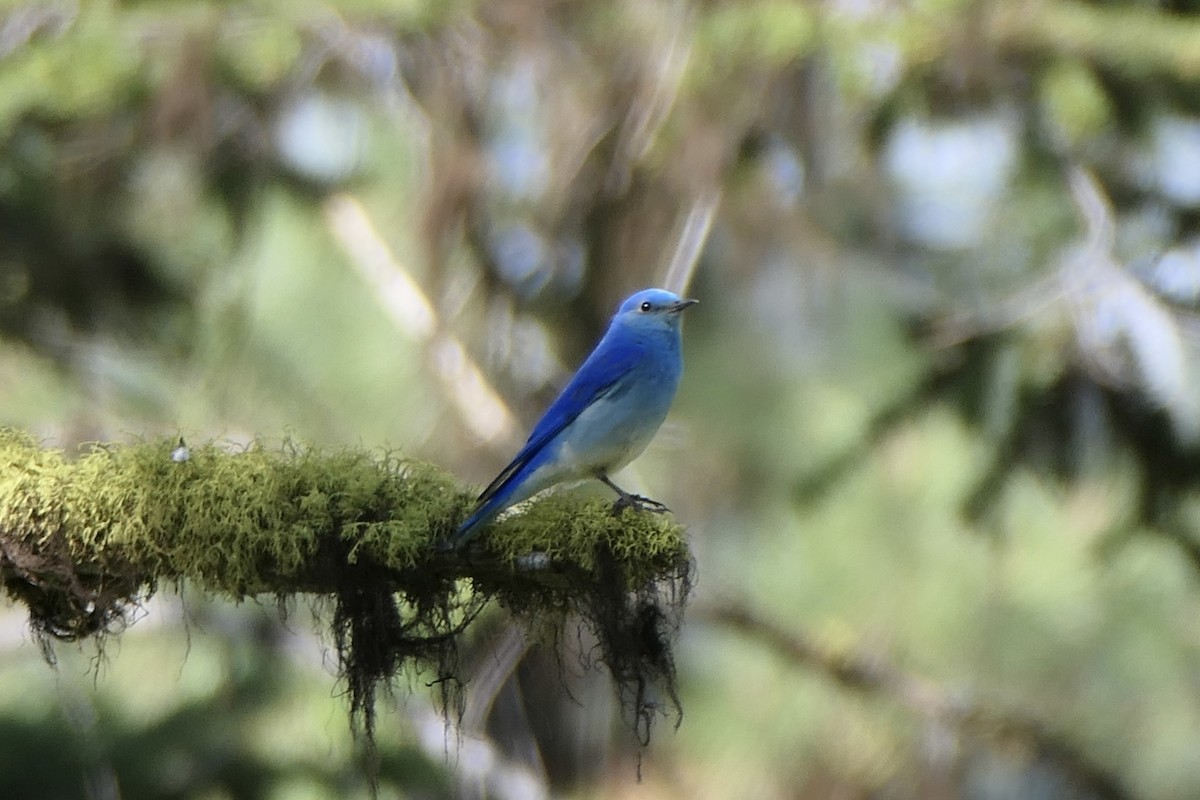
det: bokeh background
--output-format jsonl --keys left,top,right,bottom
{"left": 4, "top": 1, "right": 1200, "bottom": 798}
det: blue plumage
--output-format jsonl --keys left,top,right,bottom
{"left": 451, "top": 288, "right": 697, "bottom": 546}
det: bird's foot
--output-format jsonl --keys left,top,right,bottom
{"left": 610, "top": 492, "right": 671, "bottom": 516}
{"left": 599, "top": 475, "right": 671, "bottom": 516}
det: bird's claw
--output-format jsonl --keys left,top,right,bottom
{"left": 611, "top": 493, "right": 670, "bottom": 516}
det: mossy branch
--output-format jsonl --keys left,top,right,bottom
{"left": 0, "top": 428, "right": 691, "bottom": 748}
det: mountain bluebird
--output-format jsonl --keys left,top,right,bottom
{"left": 451, "top": 288, "right": 697, "bottom": 546}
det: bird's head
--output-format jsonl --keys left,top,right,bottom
{"left": 614, "top": 288, "right": 698, "bottom": 332}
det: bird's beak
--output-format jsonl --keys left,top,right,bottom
{"left": 668, "top": 298, "right": 699, "bottom": 313}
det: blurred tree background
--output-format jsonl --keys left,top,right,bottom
{"left": 4, "top": 0, "right": 1200, "bottom": 798}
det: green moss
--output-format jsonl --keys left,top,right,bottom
{"left": 487, "top": 499, "right": 688, "bottom": 579}
{"left": 0, "top": 427, "right": 689, "bottom": 600}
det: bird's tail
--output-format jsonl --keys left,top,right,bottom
{"left": 449, "top": 477, "right": 527, "bottom": 547}
{"left": 447, "top": 501, "right": 499, "bottom": 548}
{"left": 449, "top": 445, "right": 546, "bottom": 547}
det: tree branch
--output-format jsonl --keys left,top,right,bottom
{"left": 0, "top": 428, "right": 692, "bottom": 756}
{"left": 991, "top": 1, "right": 1200, "bottom": 80}
{"left": 700, "top": 600, "right": 1136, "bottom": 800}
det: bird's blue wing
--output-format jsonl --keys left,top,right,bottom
{"left": 452, "top": 331, "right": 642, "bottom": 543}
{"left": 477, "top": 336, "right": 641, "bottom": 506}
{"left": 526, "top": 333, "right": 642, "bottom": 448}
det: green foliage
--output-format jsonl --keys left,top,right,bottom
{"left": 695, "top": 2, "right": 816, "bottom": 73}
{"left": 1039, "top": 60, "right": 1115, "bottom": 148}
{"left": 0, "top": 4, "right": 143, "bottom": 129}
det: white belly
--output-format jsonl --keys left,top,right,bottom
{"left": 512, "top": 387, "right": 671, "bottom": 504}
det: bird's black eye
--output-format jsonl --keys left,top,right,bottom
{"left": 640, "top": 301, "right": 652, "bottom": 312}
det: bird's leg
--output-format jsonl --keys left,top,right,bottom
{"left": 599, "top": 475, "right": 670, "bottom": 515}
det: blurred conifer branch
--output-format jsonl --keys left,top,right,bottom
{"left": 991, "top": 1, "right": 1200, "bottom": 78}
{"left": 703, "top": 601, "right": 1135, "bottom": 800}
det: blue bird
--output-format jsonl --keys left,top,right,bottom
{"left": 451, "top": 288, "right": 697, "bottom": 546}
